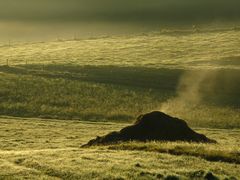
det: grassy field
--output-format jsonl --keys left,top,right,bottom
{"left": 0, "top": 64, "right": 239, "bottom": 128}
{"left": 0, "top": 29, "right": 240, "bottom": 128}
{"left": 0, "top": 28, "right": 240, "bottom": 179}
{"left": 0, "top": 117, "right": 239, "bottom": 179}
{"left": 1, "top": 28, "right": 240, "bottom": 69}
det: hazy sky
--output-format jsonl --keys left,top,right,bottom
{"left": 1, "top": 0, "right": 240, "bottom": 23}
{"left": 1, "top": 0, "right": 240, "bottom": 41}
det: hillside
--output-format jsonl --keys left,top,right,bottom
{"left": 1, "top": 29, "right": 240, "bottom": 69}
{"left": 0, "top": 29, "right": 239, "bottom": 128}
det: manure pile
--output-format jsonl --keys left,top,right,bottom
{"left": 83, "top": 111, "right": 216, "bottom": 146}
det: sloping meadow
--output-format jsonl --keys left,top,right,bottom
{"left": 0, "top": 64, "right": 239, "bottom": 128}
{"left": 0, "top": 29, "right": 239, "bottom": 128}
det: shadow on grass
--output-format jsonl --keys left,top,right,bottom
{"left": 0, "top": 64, "right": 239, "bottom": 107}
{"left": 107, "top": 142, "right": 240, "bottom": 164}
{"left": 0, "top": 64, "right": 182, "bottom": 92}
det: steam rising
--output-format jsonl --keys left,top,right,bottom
{"left": 159, "top": 68, "right": 240, "bottom": 127}
{"left": 160, "top": 70, "right": 216, "bottom": 114}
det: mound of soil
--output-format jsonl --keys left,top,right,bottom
{"left": 83, "top": 111, "right": 216, "bottom": 146}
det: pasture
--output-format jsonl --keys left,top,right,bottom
{"left": 0, "top": 28, "right": 239, "bottom": 179}
{"left": 0, "top": 117, "right": 239, "bottom": 179}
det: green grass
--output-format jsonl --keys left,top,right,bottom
{"left": 108, "top": 141, "right": 240, "bottom": 164}
{"left": 0, "top": 117, "right": 239, "bottom": 179}
{"left": 1, "top": 29, "right": 240, "bottom": 69}
{"left": 0, "top": 65, "right": 239, "bottom": 128}
{"left": 0, "top": 28, "right": 239, "bottom": 178}
{"left": 0, "top": 29, "right": 239, "bottom": 128}
{"left": 0, "top": 66, "right": 168, "bottom": 121}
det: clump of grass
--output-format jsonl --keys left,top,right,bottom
{"left": 164, "top": 175, "right": 180, "bottom": 180}
{"left": 20, "top": 160, "right": 82, "bottom": 179}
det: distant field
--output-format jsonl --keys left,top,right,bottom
{"left": 0, "top": 29, "right": 240, "bottom": 69}
{"left": 0, "top": 117, "right": 239, "bottom": 179}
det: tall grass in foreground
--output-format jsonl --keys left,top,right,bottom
{"left": 0, "top": 118, "right": 239, "bottom": 179}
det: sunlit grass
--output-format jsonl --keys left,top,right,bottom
{"left": 0, "top": 29, "right": 239, "bottom": 129}
{"left": 0, "top": 65, "right": 239, "bottom": 128}
{"left": 0, "top": 26, "right": 240, "bottom": 180}
{"left": 0, "top": 117, "right": 239, "bottom": 179}
{"left": 108, "top": 141, "right": 240, "bottom": 164}
{"left": 0, "top": 29, "right": 240, "bottom": 69}
{"left": 0, "top": 70, "right": 166, "bottom": 122}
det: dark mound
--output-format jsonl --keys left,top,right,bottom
{"left": 83, "top": 111, "right": 216, "bottom": 146}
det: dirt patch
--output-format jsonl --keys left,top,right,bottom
{"left": 83, "top": 111, "right": 216, "bottom": 146}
